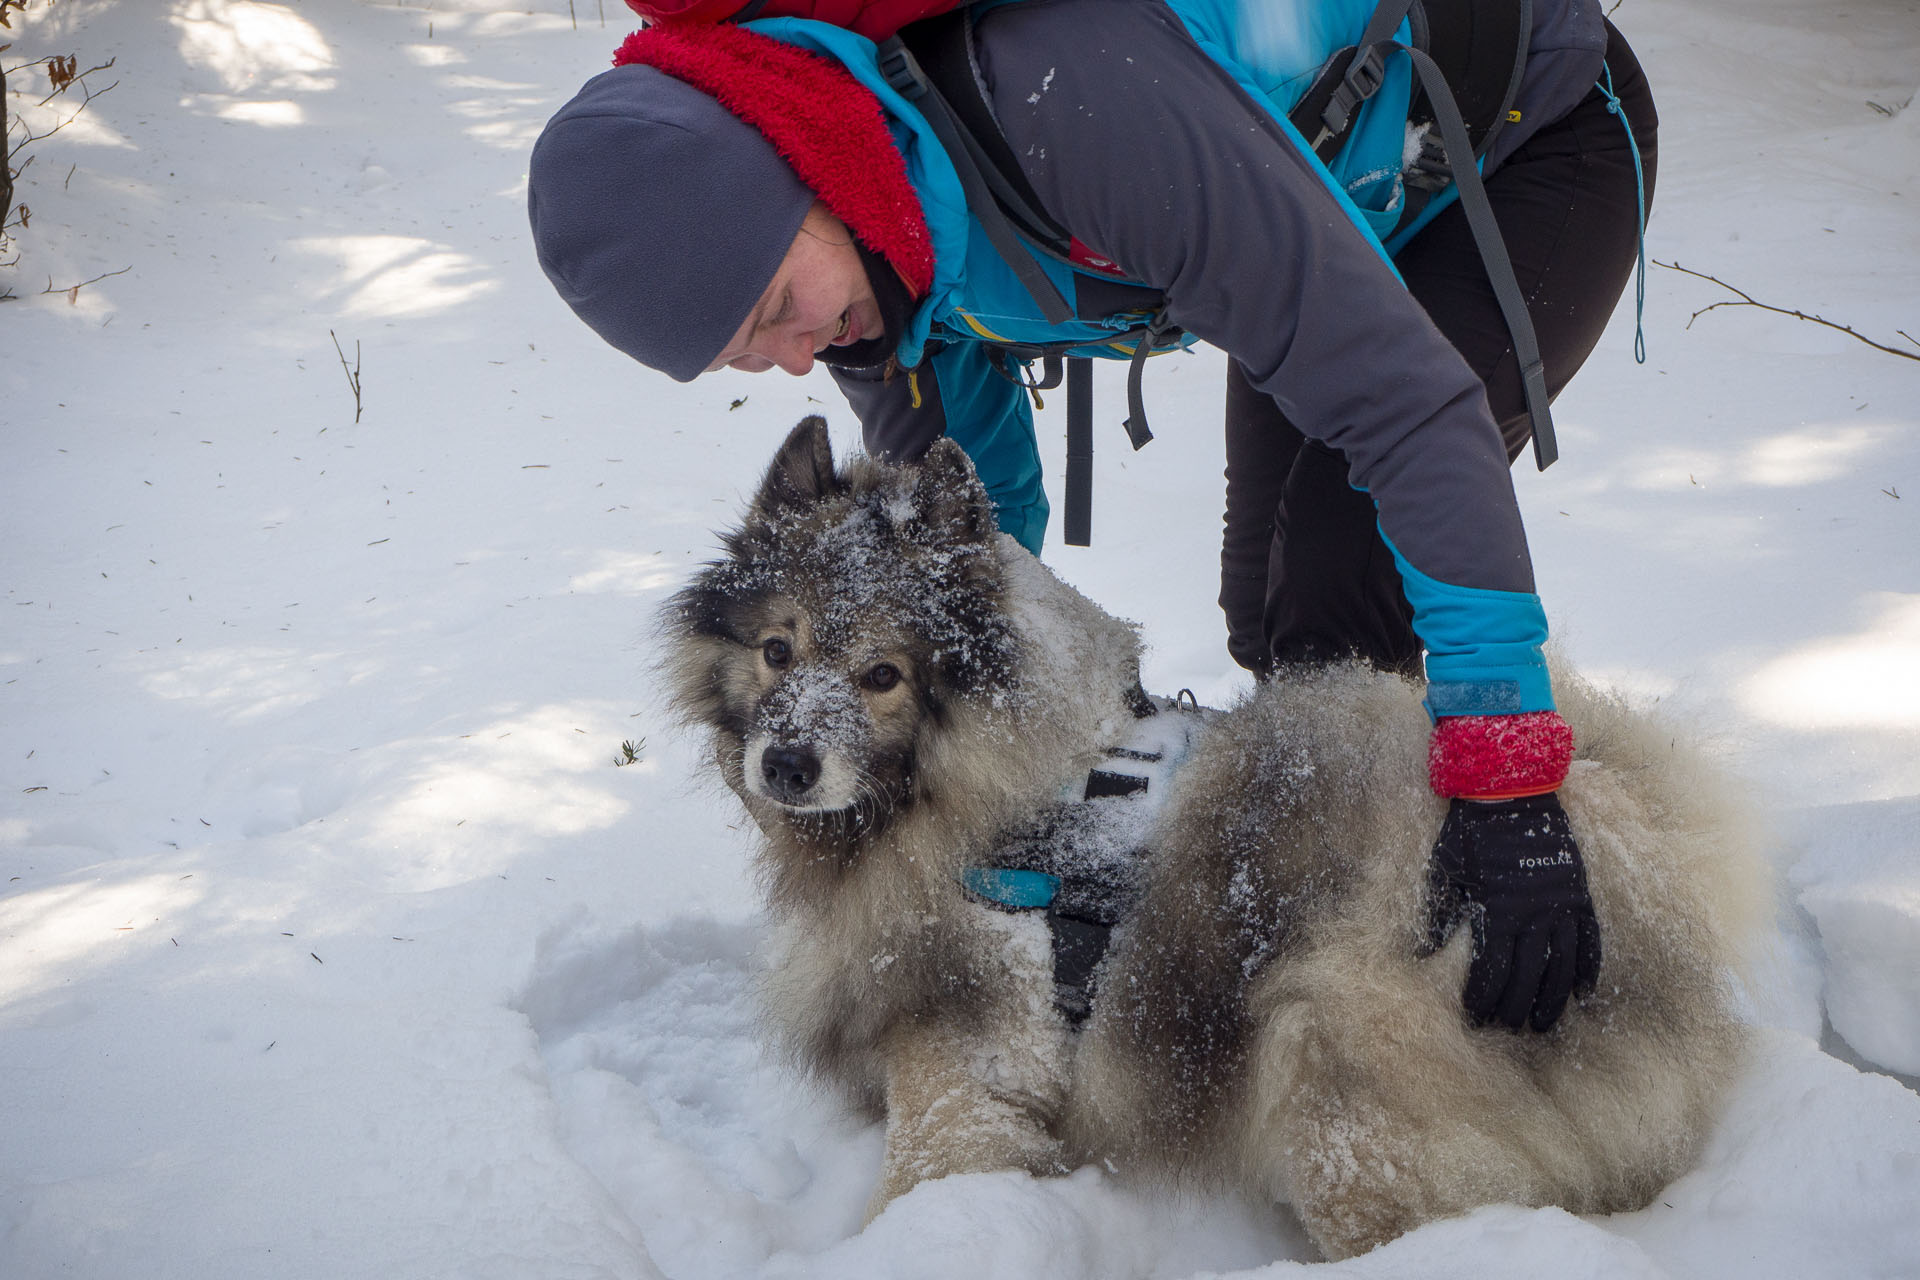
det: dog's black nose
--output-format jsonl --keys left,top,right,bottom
{"left": 760, "top": 745, "right": 821, "bottom": 800}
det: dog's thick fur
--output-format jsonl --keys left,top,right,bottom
{"left": 662, "top": 418, "right": 1765, "bottom": 1259}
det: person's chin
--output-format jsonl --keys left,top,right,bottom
{"left": 820, "top": 330, "right": 892, "bottom": 372}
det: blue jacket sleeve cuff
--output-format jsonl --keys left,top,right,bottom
{"left": 1381, "top": 530, "right": 1556, "bottom": 718}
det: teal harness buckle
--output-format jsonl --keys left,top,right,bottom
{"left": 960, "top": 866, "right": 1061, "bottom": 910}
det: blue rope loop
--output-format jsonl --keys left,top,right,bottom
{"left": 1597, "top": 64, "right": 1649, "bottom": 365}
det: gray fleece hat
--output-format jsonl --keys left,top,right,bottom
{"left": 527, "top": 64, "right": 815, "bottom": 382}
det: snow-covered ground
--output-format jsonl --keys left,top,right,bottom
{"left": 3, "top": 1, "right": 1916, "bottom": 1276}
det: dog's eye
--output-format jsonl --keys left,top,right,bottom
{"left": 865, "top": 663, "right": 900, "bottom": 691}
{"left": 763, "top": 638, "right": 792, "bottom": 668}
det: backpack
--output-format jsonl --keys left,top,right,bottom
{"left": 617, "top": 0, "right": 1554, "bottom": 542}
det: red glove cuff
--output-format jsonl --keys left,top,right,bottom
{"left": 1428, "top": 711, "right": 1574, "bottom": 800}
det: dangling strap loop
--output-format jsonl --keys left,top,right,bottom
{"left": 1121, "top": 311, "right": 1180, "bottom": 450}
{"left": 1064, "top": 356, "right": 1095, "bottom": 546}
{"left": 1596, "top": 63, "right": 1649, "bottom": 365}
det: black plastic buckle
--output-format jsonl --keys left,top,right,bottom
{"left": 1321, "top": 43, "right": 1388, "bottom": 137}
{"left": 985, "top": 347, "right": 1064, "bottom": 392}
{"left": 1345, "top": 41, "right": 1389, "bottom": 99}
{"left": 876, "top": 37, "right": 926, "bottom": 101}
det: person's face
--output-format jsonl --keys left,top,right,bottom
{"left": 707, "top": 202, "right": 884, "bottom": 376}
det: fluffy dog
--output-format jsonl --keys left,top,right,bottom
{"left": 661, "top": 417, "right": 1765, "bottom": 1259}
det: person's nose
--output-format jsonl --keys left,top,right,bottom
{"left": 771, "top": 329, "right": 817, "bottom": 376}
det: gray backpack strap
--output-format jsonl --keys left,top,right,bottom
{"left": 1400, "top": 36, "right": 1557, "bottom": 468}
{"left": 878, "top": 33, "right": 1076, "bottom": 325}
{"left": 1289, "top": 0, "right": 1556, "bottom": 469}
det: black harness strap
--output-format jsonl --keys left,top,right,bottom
{"left": 964, "top": 699, "right": 1174, "bottom": 1026}
{"left": 1043, "top": 911, "right": 1112, "bottom": 1024}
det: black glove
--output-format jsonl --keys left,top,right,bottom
{"left": 1421, "top": 792, "right": 1601, "bottom": 1032}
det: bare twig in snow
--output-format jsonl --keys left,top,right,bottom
{"left": 41, "top": 263, "right": 128, "bottom": 302}
{"left": 330, "top": 330, "right": 363, "bottom": 423}
{"left": 1654, "top": 260, "right": 1920, "bottom": 363}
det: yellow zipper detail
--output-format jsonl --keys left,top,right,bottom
{"left": 953, "top": 311, "right": 1014, "bottom": 343}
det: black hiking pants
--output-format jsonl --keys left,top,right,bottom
{"left": 1219, "top": 22, "right": 1658, "bottom": 677}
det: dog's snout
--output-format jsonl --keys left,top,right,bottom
{"left": 760, "top": 744, "right": 822, "bottom": 800}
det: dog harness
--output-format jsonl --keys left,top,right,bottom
{"left": 960, "top": 688, "right": 1212, "bottom": 1025}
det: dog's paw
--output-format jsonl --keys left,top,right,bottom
{"left": 865, "top": 1093, "right": 1067, "bottom": 1223}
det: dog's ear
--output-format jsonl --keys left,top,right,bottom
{"left": 750, "top": 417, "right": 840, "bottom": 523}
{"left": 911, "top": 437, "right": 996, "bottom": 547}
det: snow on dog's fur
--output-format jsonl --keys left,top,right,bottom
{"left": 660, "top": 417, "right": 1767, "bottom": 1258}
